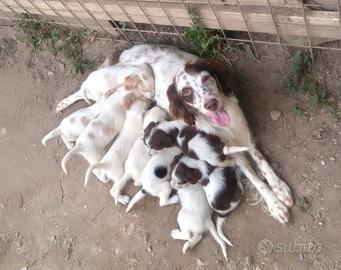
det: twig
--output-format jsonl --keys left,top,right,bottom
{"left": 59, "top": 178, "right": 65, "bottom": 203}
{"left": 92, "top": 206, "right": 105, "bottom": 223}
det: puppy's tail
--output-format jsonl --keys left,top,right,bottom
{"left": 61, "top": 146, "right": 80, "bottom": 175}
{"left": 215, "top": 216, "right": 233, "bottom": 247}
{"left": 55, "top": 88, "right": 85, "bottom": 113}
{"left": 125, "top": 189, "right": 146, "bottom": 212}
{"left": 84, "top": 162, "right": 108, "bottom": 189}
{"left": 41, "top": 127, "right": 61, "bottom": 146}
{"left": 223, "top": 146, "right": 248, "bottom": 155}
{"left": 207, "top": 219, "right": 228, "bottom": 260}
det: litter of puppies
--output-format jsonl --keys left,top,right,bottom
{"left": 42, "top": 56, "right": 252, "bottom": 260}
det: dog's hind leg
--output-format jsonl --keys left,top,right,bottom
{"left": 61, "top": 135, "right": 74, "bottom": 150}
{"left": 109, "top": 185, "right": 130, "bottom": 205}
{"left": 215, "top": 216, "right": 233, "bottom": 246}
{"left": 182, "top": 234, "right": 202, "bottom": 254}
{"left": 61, "top": 146, "right": 80, "bottom": 175}
{"left": 248, "top": 147, "right": 293, "bottom": 208}
{"left": 125, "top": 189, "right": 146, "bottom": 212}
{"left": 111, "top": 172, "right": 132, "bottom": 205}
{"left": 41, "top": 127, "right": 61, "bottom": 146}
{"left": 171, "top": 229, "right": 190, "bottom": 241}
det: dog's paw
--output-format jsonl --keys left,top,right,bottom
{"left": 117, "top": 195, "right": 130, "bottom": 205}
{"left": 270, "top": 180, "right": 294, "bottom": 208}
{"left": 267, "top": 196, "right": 290, "bottom": 224}
{"left": 182, "top": 242, "right": 191, "bottom": 254}
{"left": 171, "top": 229, "right": 181, "bottom": 240}
{"left": 55, "top": 102, "right": 65, "bottom": 113}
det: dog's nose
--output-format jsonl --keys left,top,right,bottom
{"left": 204, "top": 98, "right": 218, "bottom": 111}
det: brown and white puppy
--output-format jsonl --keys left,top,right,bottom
{"left": 144, "top": 120, "right": 248, "bottom": 167}
{"left": 55, "top": 64, "right": 154, "bottom": 112}
{"left": 111, "top": 106, "right": 168, "bottom": 205}
{"left": 125, "top": 147, "right": 181, "bottom": 212}
{"left": 61, "top": 87, "right": 129, "bottom": 175}
{"left": 42, "top": 100, "right": 103, "bottom": 150}
{"left": 117, "top": 44, "right": 293, "bottom": 224}
{"left": 171, "top": 183, "right": 230, "bottom": 260}
{"left": 171, "top": 155, "right": 244, "bottom": 246}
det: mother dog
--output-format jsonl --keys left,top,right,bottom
{"left": 107, "top": 44, "right": 293, "bottom": 223}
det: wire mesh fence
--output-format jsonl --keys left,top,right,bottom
{"left": 1, "top": 0, "right": 341, "bottom": 60}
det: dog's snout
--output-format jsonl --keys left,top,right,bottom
{"left": 204, "top": 99, "right": 218, "bottom": 111}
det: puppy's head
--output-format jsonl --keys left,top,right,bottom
{"left": 143, "top": 122, "right": 177, "bottom": 151}
{"left": 171, "top": 160, "right": 203, "bottom": 189}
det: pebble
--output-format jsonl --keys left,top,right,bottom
{"left": 7, "top": 192, "right": 24, "bottom": 209}
{"left": 0, "top": 128, "right": 6, "bottom": 136}
{"left": 270, "top": 110, "right": 282, "bottom": 121}
{"left": 58, "top": 62, "right": 65, "bottom": 71}
{"left": 320, "top": 160, "right": 326, "bottom": 166}
{"left": 300, "top": 225, "right": 306, "bottom": 231}
{"left": 47, "top": 71, "right": 54, "bottom": 77}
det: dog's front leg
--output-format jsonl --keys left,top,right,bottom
{"left": 159, "top": 190, "right": 179, "bottom": 206}
{"left": 125, "top": 189, "right": 146, "bottom": 212}
{"left": 248, "top": 147, "right": 293, "bottom": 208}
{"left": 236, "top": 154, "right": 289, "bottom": 223}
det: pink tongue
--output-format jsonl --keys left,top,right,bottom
{"left": 208, "top": 110, "right": 230, "bottom": 127}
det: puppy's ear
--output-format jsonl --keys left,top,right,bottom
{"left": 148, "top": 130, "right": 175, "bottom": 150}
{"left": 185, "top": 59, "right": 236, "bottom": 96}
{"left": 167, "top": 82, "right": 196, "bottom": 126}
{"left": 175, "top": 162, "right": 202, "bottom": 184}
{"left": 143, "top": 121, "right": 158, "bottom": 141}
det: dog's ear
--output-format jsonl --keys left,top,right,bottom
{"left": 185, "top": 59, "right": 236, "bottom": 96}
{"left": 148, "top": 129, "right": 175, "bottom": 150}
{"left": 175, "top": 162, "right": 202, "bottom": 184}
{"left": 143, "top": 121, "right": 158, "bottom": 141}
{"left": 167, "top": 82, "right": 196, "bottom": 126}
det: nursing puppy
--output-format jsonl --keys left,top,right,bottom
{"left": 111, "top": 106, "right": 168, "bottom": 204}
{"left": 125, "top": 147, "right": 181, "bottom": 212}
{"left": 171, "top": 155, "right": 244, "bottom": 247}
{"left": 56, "top": 64, "right": 154, "bottom": 112}
{"left": 61, "top": 88, "right": 129, "bottom": 175}
{"left": 144, "top": 120, "right": 247, "bottom": 167}
{"left": 171, "top": 183, "right": 230, "bottom": 260}
{"left": 84, "top": 99, "right": 150, "bottom": 201}
{"left": 42, "top": 100, "right": 103, "bottom": 150}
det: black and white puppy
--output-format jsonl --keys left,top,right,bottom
{"left": 144, "top": 120, "right": 247, "bottom": 167}
{"left": 171, "top": 155, "right": 244, "bottom": 246}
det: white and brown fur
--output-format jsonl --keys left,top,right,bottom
{"left": 84, "top": 99, "right": 150, "bottom": 204}
{"left": 114, "top": 44, "right": 293, "bottom": 223}
{"left": 111, "top": 106, "right": 168, "bottom": 205}
{"left": 144, "top": 120, "right": 248, "bottom": 167}
{"left": 170, "top": 183, "right": 230, "bottom": 260}
{"left": 55, "top": 64, "right": 154, "bottom": 112}
{"left": 61, "top": 87, "right": 130, "bottom": 176}
{"left": 125, "top": 147, "right": 181, "bottom": 212}
{"left": 171, "top": 155, "right": 244, "bottom": 247}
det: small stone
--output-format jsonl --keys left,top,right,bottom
{"left": 0, "top": 128, "right": 6, "bottom": 136}
{"left": 329, "top": 156, "right": 336, "bottom": 161}
{"left": 320, "top": 160, "right": 326, "bottom": 166}
{"left": 196, "top": 258, "right": 205, "bottom": 267}
{"left": 270, "top": 110, "right": 282, "bottom": 121}
{"left": 300, "top": 225, "right": 306, "bottom": 231}
{"left": 7, "top": 192, "right": 24, "bottom": 209}
{"left": 58, "top": 62, "right": 65, "bottom": 71}
{"left": 244, "top": 255, "right": 254, "bottom": 266}
{"left": 47, "top": 71, "right": 54, "bottom": 77}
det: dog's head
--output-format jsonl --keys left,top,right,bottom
{"left": 143, "top": 121, "right": 178, "bottom": 151}
{"left": 167, "top": 59, "right": 235, "bottom": 127}
{"left": 170, "top": 156, "right": 208, "bottom": 189}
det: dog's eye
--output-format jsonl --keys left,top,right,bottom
{"left": 182, "top": 87, "right": 193, "bottom": 96}
{"left": 202, "top": 75, "right": 210, "bottom": 83}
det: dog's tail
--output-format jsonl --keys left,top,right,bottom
{"left": 61, "top": 146, "right": 80, "bottom": 175}
{"left": 223, "top": 146, "right": 248, "bottom": 155}
{"left": 215, "top": 216, "right": 233, "bottom": 247}
{"left": 84, "top": 162, "right": 108, "bottom": 188}
{"left": 125, "top": 189, "right": 146, "bottom": 212}
{"left": 55, "top": 88, "right": 87, "bottom": 113}
{"left": 41, "top": 127, "right": 61, "bottom": 146}
{"left": 207, "top": 219, "right": 228, "bottom": 260}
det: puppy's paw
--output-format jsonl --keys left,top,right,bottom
{"left": 117, "top": 195, "right": 130, "bottom": 205}
{"left": 270, "top": 180, "right": 294, "bottom": 208}
{"left": 267, "top": 196, "right": 290, "bottom": 224}
{"left": 171, "top": 229, "right": 181, "bottom": 240}
{"left": 182, "top": 242, "right": 190, "bottom": 254}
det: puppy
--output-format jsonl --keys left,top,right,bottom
{"left": 171, "top": 183, "right": 230, "bottom": 260}
{"left": 55, "top": 64, "right": 154, "bottom": 112}
{"left": 42, "top": 100, "right": 103, "bottom": 150}
{"left": 111, "top": 106, "right": 168, "bottom": 204}
{"left": 144, "top": 120, "right": 248, "bottom": 167}
{"left": 171, "top": 155, "right": 244, "bottom": 247}
{"left": 61, "top": 87, "right": 129, "bottom": 175}
{"left": 125, "top": 147, "right": 181, "bottom": 212}
{"left": 84, "top": 99, "right": 150, "bottom": 203}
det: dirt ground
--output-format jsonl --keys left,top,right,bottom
{"left": 1, "top": 26, "right": 341, "bottom": 270}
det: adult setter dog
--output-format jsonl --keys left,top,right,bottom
{"left": 109, "top": 44, "right": 294, "bottom": 223}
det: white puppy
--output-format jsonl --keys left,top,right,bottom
{"left": 56, "top": 64, "right": 154, "bottom": 112}
{"left": 61, "top": 87, "right": 129, "bottom": 175}
{"left": 84, "top": 99, "right": 150, "bottom": 203}
{"left": 111, "top": 106, "right": 168, "bottom": 204}
{"left": 171, "top": 183, "right": 230, "bottom": 260}
{"left": 125, "top": 147, "right": 181, "bottom": 212}
{"left": 41, "top": 101, "right": 103, "bottom": 150}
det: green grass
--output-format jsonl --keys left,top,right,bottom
{"left": 183, "top": 7, "right": 258, "bottom": 67}
{"left": 283, "top": 51, "right": 340, "bottom": 121}
{"left": 17, "top": 14, "right": 94, "bottom": 74}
